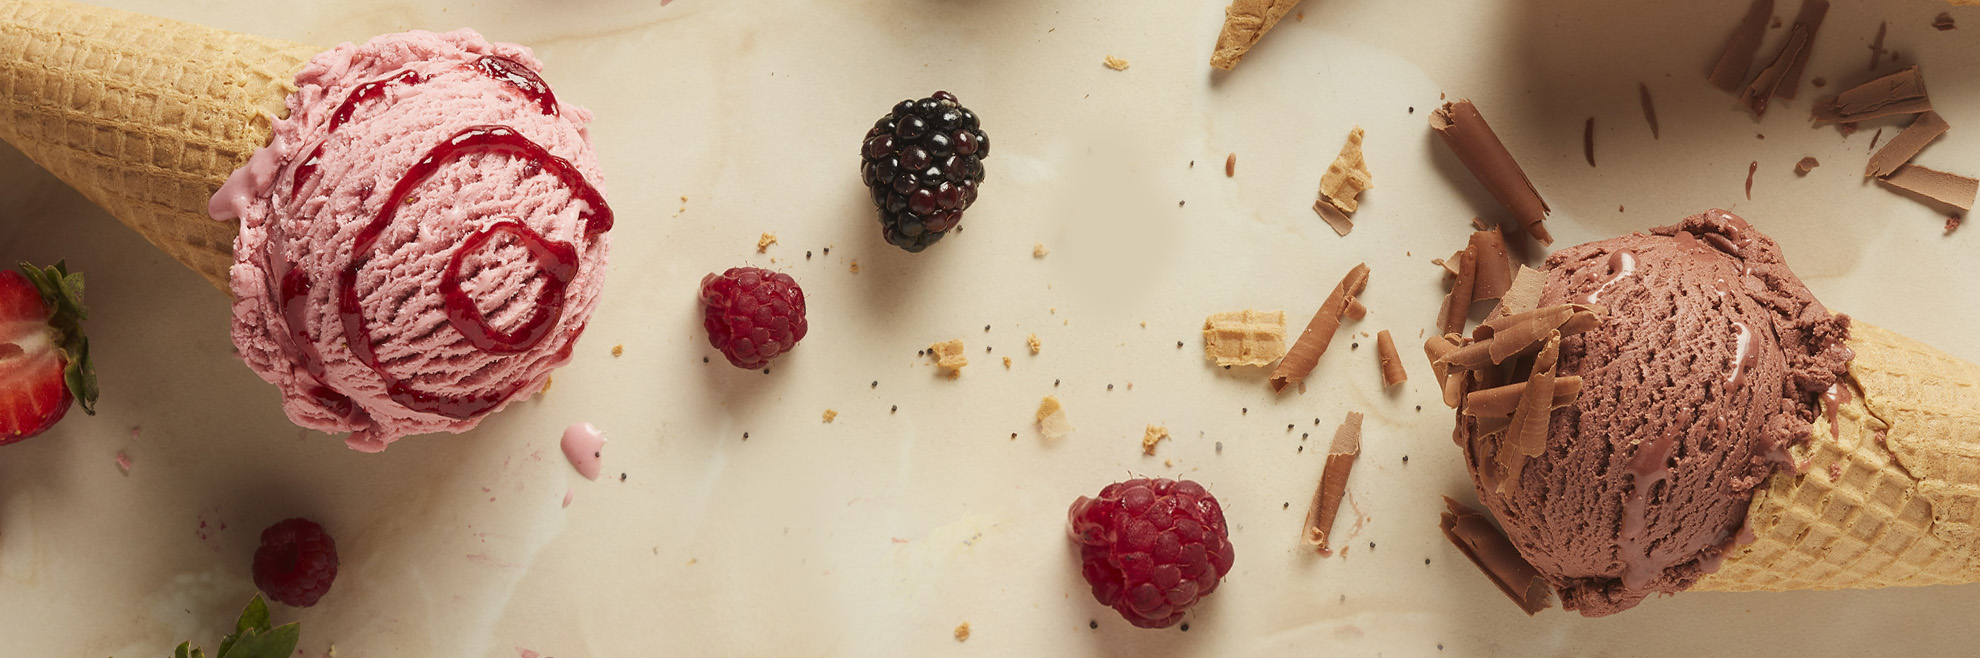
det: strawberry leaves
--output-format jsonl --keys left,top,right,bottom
{"left": 163, "top": 595, "right": 300, "bottom": 658}
{"left": 17, "top": 261, "right": 94, "bottom": 415}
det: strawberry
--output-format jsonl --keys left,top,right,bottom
{"left": 0, "top": 261, "right": 96, "bottom": 444}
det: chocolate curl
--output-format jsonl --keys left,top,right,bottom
{"left": 1314, "top": 200, "right": 1354, "bottom": 236}
{"left": 1304, "top": 411, "right": 1363, "bottom": 552}
{"left": 1462, "top": 376, "right": 1582, "bottom": 419}
{"left": 1708, "top": 0, "right": 1775, "bottom": 92}
{"left": 1468, "top": 229, "right": 1513, "bottom": 302}
{"left": 1344, "top": 295, "right": 1368, "bottom": 321}
{"left": 1271, "top": 263, "right": 1371, "bottom": 393}
{"left": 1439, "top": 497, "right": 1553, "bottom": 615}
{"left": 1867, "top": 110, "right": 1949, "bottom": 179}
{"left": 1376, "top": 330, "right": 1407, "bottom": 387}
{"left": 1812, "top": 66, "right": 1931, "bottom": 125}
{"left": 1431, "top": 101, "right": 1554, "bottom": 245}
{"left": 1495, "top": 332, "right": 1561, "bottom": 495}
{"left": 1773, "top": 0, "right": 1830, "bottom": 101}
{"left": 1880, "top": 164, "right": 1978, "bottom": 212}
{"left": 1439, "top": 304, "right": 1604, "bottom": 370}
{"left": 1436, "top": 248, "right": 1476, "bottom": 336}
{"left": 1738, "top": 25, "right": 1808, "bottom": 117}
{"left": 1493, "top": 265, "right": 1546, "bottom": 321}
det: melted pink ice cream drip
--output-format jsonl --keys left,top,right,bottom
{"left": 560, "top": 421, "right": 605, "bottom": 480}
{"left": 219, "top": 30, "right": 611, "bottom": 451}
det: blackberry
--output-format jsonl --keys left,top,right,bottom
{"left": 860, "top": 91, "right": 989, "bottom": 252}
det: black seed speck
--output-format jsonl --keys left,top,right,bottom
{"left": 743, "top": 432, "right": 750, "bottom": 439}
{"left": 620, "top": 473, "right": 627, "bottom": 482}
{"left": 1302, "top": 433, "right": 1309, "bottom": 440}
{"left": 1409, "top": 106, "right": 1415, "bottom": 113}
{"left": 984, "top": 325, "right": 991, "bottom": 332}
{"left": 763, "top": 368, "right": 771, "bottom": 374}
{"left": 1054, "top": 379, "right": 1061, "bottom": 387}
{"left": 1177, "top": 341, "right": 1184, "bottom": 348}
{"left": 1351, "top": 342, "right": 1359, "bottom": 350}
{"left": 1298, "top": 446, "right": 1304, "bottom": 453}
{"left": 1283, "top": 502, "right": 1289, "bottom": 509}
{"left": 891, "top": 405, "right": 898, "bottom": 413}
{"left": 1403, "top": 455, "right": 1410, "bottom": 463}
{"left": 824, "top": 247, "right": 831, "bottom": 255}
{"left": 1107, "top": 384, "right": 1114, "bottom": 390}
{"left": 1241, "top": 408, "right": 1248, "bottom": 415}
{"left": 1287, "top": 424, "right": 1294, "bottom": 431}
{"left": 1223, "top": 365, "right": 1231, "bottom": 370}
{"left": 1180, "top": 623, "right": 1190, "bottom": 632}
{"left": 1370, "top": 542, "right": 1376, "bottom": 550}
{"left": 703, "top": 357, "right": 710, "bottom": 363}
{"left": 985, "top": 346, "right": 992, "bottom": 353}
{"left": 872, "top": 381, "right": 879, "bottom": 388}
{"left": 1090, "top": 621, "right": 1098, "bottom": 630}
{"left": 1426, "top": 558, "right": 1432, "bottom": 565}
{"left": 1215, "top": 441, "right": 1223, "bottom": 454}
{"left": 806, "top": 251, "right": 813, "bottom": 259}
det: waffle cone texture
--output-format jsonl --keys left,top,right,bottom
{"left": 1698, "top": 322, "right": 1980, "bottom": 592}
{"left": 0, "top": 0, "right": 314, "bottom": 293}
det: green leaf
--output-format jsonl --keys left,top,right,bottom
{"left": 19, "top": 261, "right": 96, "bottom": 414}
{"left": 173, "top": 641, "right": 192, "bottom": 658}
{"left": 216, "top": 595, "right": 271, "bottom": 657}
{"left": 217, "top": 623, "right": 299, "bottom": 658}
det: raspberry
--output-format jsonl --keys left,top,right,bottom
{"left": 251, "top": 518, "right": 339, "bottom": 608}
{"left": 859, "top": 91, "right": 989, "bottom": 252}
{"left": 1067, "top": 477, "right": 1235, "bottom": 629}
{"left": 700, "top": 267, "right": 808, "bottom": 369}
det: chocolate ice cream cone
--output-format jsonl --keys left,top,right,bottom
{"left": 0, "top": 0, "right": 314, "bottom": 293}
{"left": 1698, "top": 322, "right": 1980, "bottom": 591}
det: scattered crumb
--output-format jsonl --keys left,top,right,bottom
{"left": 954, "top": 622, "right": 971, "bottom": 642}
{"left": 541, "top": 376, "right": 553, "bottom": 394}
{"left": 1003, "top": 356, "right": 1012, "bottom": 369}
{"left": 929, "top": 339, "right": 968, "bottom": 377}
{"left": 1813, "top": 77, "right": 1826, "bottom": 88}
{"left": 1027, "top": 333, "right": 1042, "bottom": 354}
{"left": 1033, "top": 242, "right": 1049, "bottom": 258}
{"left": 1142, "top": 424, "right": 1171, "bottom": 455}
{"left": 612, "top": 344, "right": 624, "bottom": 357}
{"left": 1297, "top": 11, "right": 1304, "bottom": 21}
{"left": 1934, "top": 12, "right": 1956, "bottom": 31}
{"left": 1947, "top": 215, "right": 1963, "bottom": 234}
{"left": 757, "top": 232, "right": 777, "bottom": 252}
{"left": 1795, "top": 157, "right": 1820, "bottom": 175}
{"left": 823, "top": 409, "right": 838, "bottom": 423}
{"left": 1038, "top": 396, "right": 1073, "bottom": 439}
{"left": 1225, "top": 153, "right": 1236, "bottom": 177}
{"left": 1103, "top": 55, "right": 1130, "bottom": 71}
{"left": 849, "top": 260, "right": 860, "bottom": 274}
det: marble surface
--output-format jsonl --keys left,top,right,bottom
{"left": 4, "top": 0, "right": 1980, "bottom": 656}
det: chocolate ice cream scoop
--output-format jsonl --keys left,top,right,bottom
{"left": 1450, "top": 210, "right": 1852, "bottom": 616}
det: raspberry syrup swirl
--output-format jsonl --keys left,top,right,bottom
{"left": 268, "top": 55, "right": 608, "bottom": 424}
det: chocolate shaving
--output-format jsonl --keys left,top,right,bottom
{"left": 1439, "top": 497, "right": 1553, "bottom": 615}
{"left": 1774, "top": 0, "right": 1830, "bottom": 100}
{"left": 1304, "top": 411, "right": 1363, "bottom": 552}
{"left": 1439, "top": 250, "right": 1464, "bottom": 278}
{"left": 1494, "top": 265, "right": 1546, "bottom": 320}
{"left": 1582, "top": 117, "right": 1596, "bottom": 167}
{"left": 1795, "top": 156, "right": 1820, "bottom": 174}
{"left": 1441, "top": 304, "right": 1604, "bottom": 370}
{"left": 1462, "top": 376, "right": 1583, "bottom": 419}
{"left": 1880, "top": 164, "right": 1978, "bottom": 212}
{"left": 1746, "top": 161, "right": 1758, "bottom": 200}
{"left": 1934, "top": 13, "right": 1956, "bottom": 31}
{"left": 1314, "top": 200, "right": 1354, "bottom": 236}
{"left": 1468, "top": 230, "right": 1513, "bottom": 303}
{"left": 1344, "top": 295, "right": 1368, "bottom": 321}
{"left": 1437, "top": 248, "right": 1476, "bottom": 336}
{"left": 1709, "top": 0, "right": 1776, "bottom": 93}
{"left": 1867, "top": 21, "right": 1887, "bottom": 70}
{"left": 1869, "top": 128, "right": 1885, "bottom": 152}
{"left": 1496, "top": 332, "right": 1561, "bottom": 494}
{"left": 1638, "top": 83, "right": 1660, "bottom": 139}
{"left": 1430, "top": 100, "right": 1553, "bottom": 245}
{"left": 1425, "top": 333, "right": 1461, "bottom": 387}
{"left": 1376, "top": 330, "right": 1407, "bottom": 387}
{"left": 1739, "top": 25, "right": 1808, "bottom": 116}
{"left": 1271, "top": 263, "right": 1370, "bottom": 393}
{"left": 1812, "top": 66, "right": 1931, "bottom": 125}
{"left": 1866, "top": 110, "right": 1949, "bottom": 179}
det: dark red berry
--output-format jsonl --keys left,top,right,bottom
{"left": 1068, "top": 478, "right": 1234, "bottom": 629}
{"left": 252, "top": 518, "right": 339, "bottom": 608}
{"left": 860, "top": 91, "right": 988, "bottom": 252}
{"left": 699, "top": 267, "right": 808, "bottom": 369}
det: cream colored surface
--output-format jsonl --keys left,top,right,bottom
{"left": 3, "top": 0, "right": 1980, "bottom": 656}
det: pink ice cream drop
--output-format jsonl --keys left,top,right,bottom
{"left": 216, "top": 30, "right": 612, "bottom": 451}
{"left": 560, "top": 421, "right": 605, "bottom": 480}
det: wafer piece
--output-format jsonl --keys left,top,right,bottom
{"left": 1203, "top": 309, "right": 1288, "bottom": 367}
{"left": 0, "top": 0, "right": 319, "bottom": 293}
{"left": 1210, "top": 0, "right": 1303, "bottom": 70}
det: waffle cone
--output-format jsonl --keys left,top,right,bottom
{"left": 0, "top": 0, "right": 314, "bottom": 293}
{"left": 1696, "top": 322, "right": 1980, "bottom": 592}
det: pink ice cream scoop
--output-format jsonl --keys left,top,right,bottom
{"left": 213, "top": 29, "right": 612, "bottom": 451}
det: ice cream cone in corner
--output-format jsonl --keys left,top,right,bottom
{"left": 1698, "top": 322, "right": 1980, "bottom": 591}
{"left": 0, "top": 0, "right": 316, "bottom": 293}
